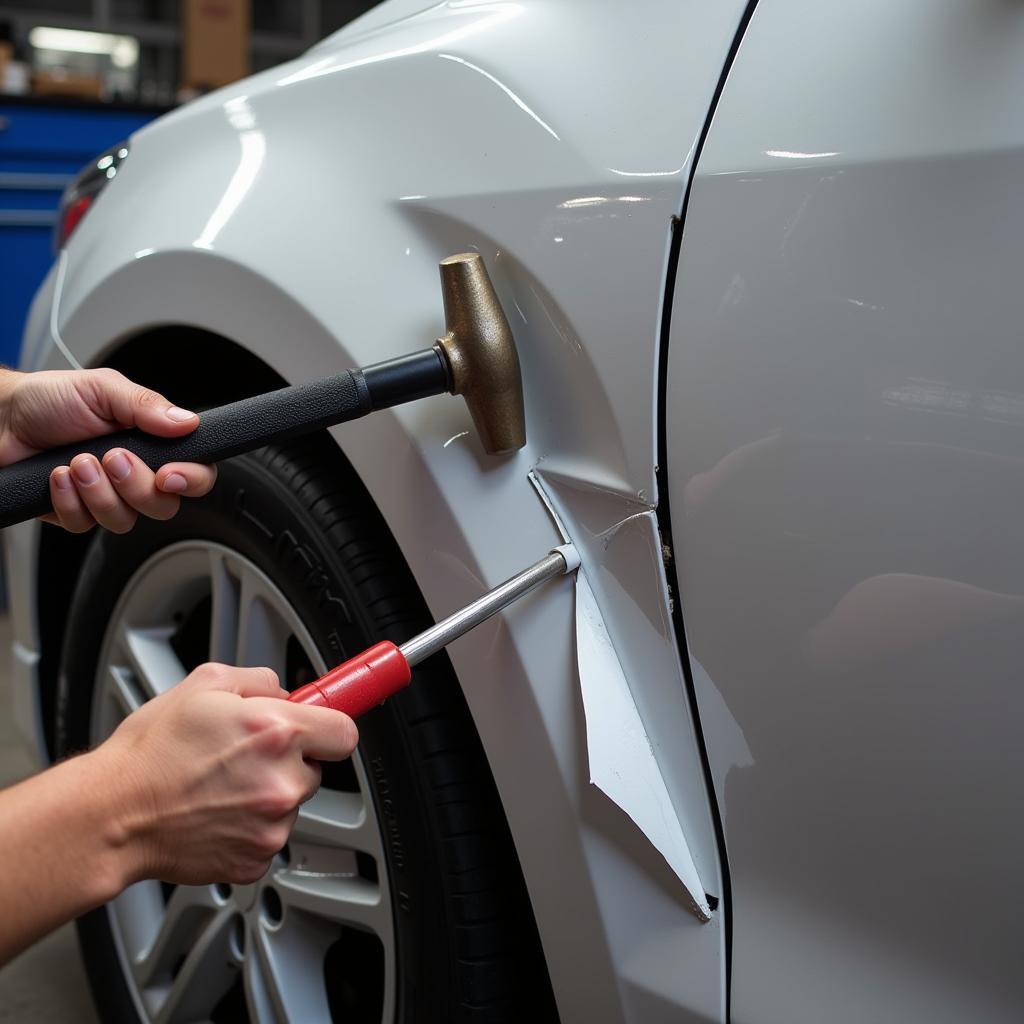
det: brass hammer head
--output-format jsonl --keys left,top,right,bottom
{"left": 434, "top": 253, "right": 526, "bottom": 455}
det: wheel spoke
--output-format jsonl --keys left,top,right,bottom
{"left": 121, "top": 626, "right": 187, "bottom": 699}
{"left": 132, "top": 885, "right": 218, "bottom": 990}
{"left": 236, "top": 569, "right": 291, "bottom": 678}
{"left": 242, "top": 950, "right": 279, "bottom": 1024}
{"left": 110, "top": 881, "right": 167, "bottom": 960}
{"left": 291, "top": 789, "right": 382, "bottom": 856}
{"left": 274, "top": 871, "right": 389, "bottom": 938}
{"left": 106, "top": 664, "right": 144, "bottom": 716}
{"left": 245, "top": 924, "right": 333, "bottom": 1023}
{"left": 152, "top": 907, "right": 239, "bottom": 1024}
{"left": 209, "top": 550, "right": 241, "bottom": 664}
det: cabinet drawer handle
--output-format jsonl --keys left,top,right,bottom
{"left": 0, "top": 209, "right": 58, "bottom": 226}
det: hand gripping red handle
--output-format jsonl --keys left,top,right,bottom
{"left": 288, "top": 641, "right": 412, "bottom": 718}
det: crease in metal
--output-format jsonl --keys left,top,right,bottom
{"left": 528, "top": 470, "right": 711, "bottom": 921}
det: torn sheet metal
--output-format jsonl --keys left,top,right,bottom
{"left": 529, "top": 471, "right": 711, "bottom": 921}
{"left": 575, "top": 571, "right": 711, "bottom": 921}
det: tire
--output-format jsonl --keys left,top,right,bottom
{"left": 56, "top": 434, "right": 558, "bottom": 1024}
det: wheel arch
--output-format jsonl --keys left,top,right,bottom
{"left": 35, "top": 325, "right": 286, "bottom": 757}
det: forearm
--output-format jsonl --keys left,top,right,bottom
{"left": 0, "top": 749, "right": 137, "bottom": 964}
{"left": 0, "top": 366, "right": 19, "bottom": 402}
{"left": 0, "top": 665, "right": 358, "bottom": 965}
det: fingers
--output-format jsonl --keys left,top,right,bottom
{"left": 191, "top": 663, "right": 287, "bottom": 699}
{"left": 43, "top": 450, "right": 217, "bottom": 534}
{"left": 198, "top": 671, "right": 355, "bottom": 761}
{"left": 259, "top": 808, "right": 301, "bottom": 859}
{"left": 298, "top": 759, "right": 322, "bottom": 804}
{"left": 285, "top": 702, "right": 360, "bottom": 762}
{"left": 102, "top": 449, "right": 181, "bottom": 521}
{"left": 50, "top": 455, "right": 138, "bottom": 534}
{"left": 28, "top": 369, "right": 216, "bottom": 537}
{"left": 48, "top": 465, "right": 97, "bottom": 533}
{"left": 84, "top": 367, "right": 199, "bottom": 437}
{"left": 155, "top": 461, "right": 218, "bottom": 498}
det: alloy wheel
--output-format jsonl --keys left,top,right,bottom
{"left": 90, "top": 541, "right": 396, "bottom": 1024}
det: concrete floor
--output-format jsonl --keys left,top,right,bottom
{"left": 0, "top": 615, "right": 100, "bottom": 1023}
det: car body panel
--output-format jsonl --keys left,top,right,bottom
{"left": 667, "top": 1, "right": 1024, "bottom": 1020}
{"left": 9, "top": 1, "right": 755, "bottom": 1019}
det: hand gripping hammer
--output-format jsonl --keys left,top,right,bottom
{"left": 0, "top": 253, "right": 524, "bottom": 529}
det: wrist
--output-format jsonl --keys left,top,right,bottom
{"left": 73, "top": 746, "right": 156, "bottom": 899}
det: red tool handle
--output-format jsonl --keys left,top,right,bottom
{"left": 288, "top": 641, "right": 412, "bottom": 719}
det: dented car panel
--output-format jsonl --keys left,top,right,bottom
{"left": 8, "top": 1, "right": 753, "bottom": 1020}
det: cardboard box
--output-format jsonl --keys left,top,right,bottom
{"left": 182, "top": 0, "right": 250, "bottom": 91}
{"left": 32, "top": 70, "right": 103, "bottom": 100}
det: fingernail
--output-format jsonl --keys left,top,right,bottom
{"left": 105, "top": 451, "right": 132, "bottom": 482}
{"left": 162, "top": 472, "right": 188, "bottom": 493}
{"left": 53, "top": 468, "right": 73, "bottom": 491}
{"left": 166, "top": 406, "right": 196, "bottom": 422}
{"left": 71, "top": 458, "right": 99, "bottom": 486}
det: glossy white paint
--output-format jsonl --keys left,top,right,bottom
{"left": 668, "top": 1, "right": 1024, "bottom": 1021}
{"left": 9, "top": 1, "right": 754, "bottom": 1020}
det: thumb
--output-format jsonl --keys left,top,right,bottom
{"left": 87, "top": 368, "right": 199, "bottom": 437}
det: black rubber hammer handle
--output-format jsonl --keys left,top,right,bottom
{"left": 0, "top": 348, "right": 449, "bottom": 530}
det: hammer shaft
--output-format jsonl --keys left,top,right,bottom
{"left": 0, "top": 347, "right": 449, "bottom": 529}
{"left": 0, "top": 251, "right": 526, "bottom": 527}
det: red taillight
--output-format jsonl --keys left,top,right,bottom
{"left": 58, "top": 194, "right": 94, "bottom": 247}
{"left": 54, "top": 141, "right": 129, "bottom": 252}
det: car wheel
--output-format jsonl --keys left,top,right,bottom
{"left": 57, "top": 435, "right": 557, "bottom": 1023}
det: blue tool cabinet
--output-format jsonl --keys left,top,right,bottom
{"left": 0, "top": 99, "right": 164, "bottom": 368}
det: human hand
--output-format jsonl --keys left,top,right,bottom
{"left": 0, "top": 367, "right": 218, "bottom": 533}
{"left": 93, "top": 662, "right": 358, "bottom": 887}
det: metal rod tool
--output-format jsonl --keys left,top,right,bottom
{"left": 289, "top": 545, "right": 580, "bottom": 719}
